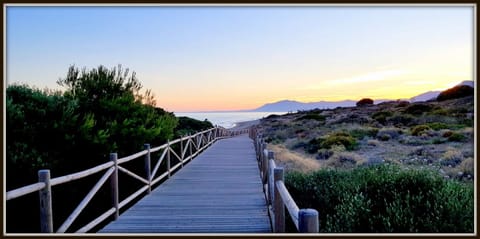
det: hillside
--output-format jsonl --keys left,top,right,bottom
{"left": 257, "top": 95, "right": 474, "bottom": 180}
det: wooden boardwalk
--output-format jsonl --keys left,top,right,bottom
{"left": 100, "top": 135, "right": 271, "bottom": 233}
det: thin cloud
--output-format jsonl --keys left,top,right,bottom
{"left": 298, "top": 69, "right": 408, "bottom": 91}
{"left": 327, "top": 69, "right": 408, "bottom": 85}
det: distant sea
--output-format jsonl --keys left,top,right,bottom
{"left": 175, "top": 111, "right": 287, "bottom": 129}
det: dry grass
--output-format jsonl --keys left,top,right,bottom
{"left": 459, "top": 157, "right": 474, "bottom": 176}
{"left": 325, "top": 152, "right": 366, "bottom": 168}
{"left": 268, "top": 144, "right": 321, "bottom": 173}
{"left": 441, "top": 148, "right": 464, "bottom": 167}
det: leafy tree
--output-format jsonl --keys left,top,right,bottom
{"left": 56, "top": 65, "right": 178, "bottom": 157}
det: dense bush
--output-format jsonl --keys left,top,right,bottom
{"left": 350, "top": 127, "right": 379, "bottom": 139}
{"left": 376, "top": 127, "right": 403, "bottom": 141}
{"left": 320, "top": 132, "right": 357, "bottom": 151}
{"left": 295, "top": 113, "right": 326, "bottom": 122}
{"left": 404, "top": 103, "right": 434, "bottom": 115}
{"left": 285, "top": 165, "right": 474, "bottom": 233}
{"left": 448, "top": 132, "right": 466, "bottom": 142}
{"left": 356, "top": 98, "right": 374, "bottom": 107}
{"left": 437, "top": 85, "right": 474, "bottom": 101}
{"left": 386, "top": 113, "right": 415, "bottom": 126}
{"left": 426, "top": 122, "right": 449, "bottom": 130}
{"left": 372, "top": 111, "right": 393, "bottom": 124}
{"left": 411, "top": 125, "right": 431, "bottom": 136}
{"left": 174, "top": 116, "right": 213, "bottom": 138}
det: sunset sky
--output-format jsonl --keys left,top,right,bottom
{"left": 6, "top": 5, "right": 474, "bottom": 112}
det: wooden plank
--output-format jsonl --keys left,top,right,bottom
{"left": 76, "top": 208, "right": 116, "bottom": 233}
{"left": 100, "top": 135, "right": 271, "bottom": 233}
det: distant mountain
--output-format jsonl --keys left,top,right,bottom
{"left": 410, "top": 91, "right": 441, "bottom": 102}
{"left": 251, "top": 100, "right": 357, "bottom": 112}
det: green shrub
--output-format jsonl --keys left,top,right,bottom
{"left": 372, "top": 111, "right": 393, "bottom": 124}
{"left": 448, "top": 132, "right": 466, "bottom": 142}
{"left": 437, "top": 85, "right": 474, "bottom": 101}
{"left": 404, "top": 104, "right": 434, "bottom": 115}
{"left": 430, "top": 108, "right": 449, "bottom": 116}
{"left": 320, "top": 132, "right": 357, "bottom": 151}
{"left": 284, "top": 165, "right": 474, "bottom": 233}
{"left": 376, "top": 127, "right": 403, "bottom": 141}
{"left": 304, "top": 138, "right": 323, "bottom": 154}
{"left": 296, "top": 113, "right": 326, "bottom": 122}
{"left": 426, "top": 122, "right": 449, "bottom": 130}
{"left": 386, "top": 113, "right": 415, "bottom": 126}
{"left": 317, "top": 148, "right": 334, "bottom": 160}
{"left": 174, "top": 116, "right": 213, "bottom": 138}
{"left": 411, "top": 125, "right": 431, "bottom": 136}
{"left": 350, "top": 127, "right": 379, "bottom": 139}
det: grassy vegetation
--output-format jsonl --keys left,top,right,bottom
{"left": 259, "top": 89, "right": 474, "bottom": 181}
{"left": 285, "top": 165, "right": 474, "bottom": 233}
{"left": 259, "top": 85, "right": 474, "bottom": 233}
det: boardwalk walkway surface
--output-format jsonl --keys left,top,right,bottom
{"left": 100, "top": 135, "right": 271, "bottom": 233}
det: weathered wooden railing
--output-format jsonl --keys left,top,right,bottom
{"left": 249, "top": 127, "right": 319, "bottom": 233}
{"left": 6, "top": 126, "right": 249, "bottom": 233}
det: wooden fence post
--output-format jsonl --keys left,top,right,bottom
{"left": 262, "top": 143, "right": 268, "bottom": 183}
{"left": 274, "top": 167, "right": 285, "bottom": 233}
{"left": 38, "top": 170, "right": 53, "bottom": 233}
{"left": 189, "top": 134, "right": 193, "bottom": 160}
{"left": 110, "top": 153, "right": 119, "bottom": 220}
{"left": 180, "top": 138, "right": 184, "bottom": 168}
{"left": 268, "top": 151, "right": 275, "bottom": 205}
{"left": 262, "top": 147, "right": 268, "bottom": 184}
{"left": 144, "top": 144, "right": 151, "bottom": 194}
{"left": 167, "top": 141, "right": 171, "bottom": 178}
{"left": 298, "top": 209, "right": 319, "bottom": 233}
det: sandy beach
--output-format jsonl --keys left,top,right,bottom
{"left": 230, "top": 119, "right": 260, "bottom": 130}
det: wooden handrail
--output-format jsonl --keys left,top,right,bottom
{"left": 6, "top": 182, "right": 45, "bottom": 200}
{"left": 6, "top": 126, "right": 248, "bottom": 233}
{"left": 250, "top": 127, "right": 319, "bottom": 233}
{"left": 50, "top": 161, "right": 114, "bottom": 186}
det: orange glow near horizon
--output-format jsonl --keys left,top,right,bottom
{"left": 157, "top": 71, "right": 470, "bottom": 112}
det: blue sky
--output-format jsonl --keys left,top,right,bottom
{"left": 6, "top": 5, "right": 474, "bottom": 111}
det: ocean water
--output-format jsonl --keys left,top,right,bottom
{"left": 174, "top": 111, "right": 287, "bottom": 129}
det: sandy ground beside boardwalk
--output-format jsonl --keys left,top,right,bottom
{"left": 230, "top": 119, "right": 260, "bottom": 130}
